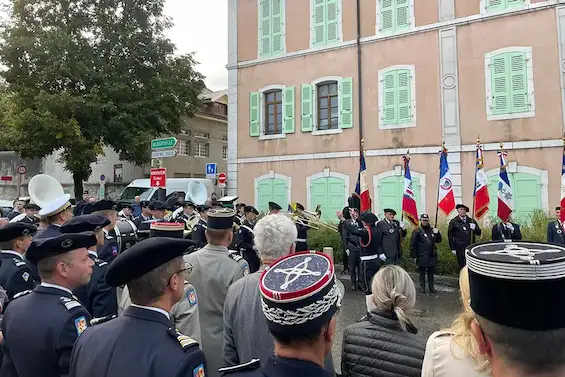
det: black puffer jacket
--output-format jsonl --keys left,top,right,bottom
{"left": 341, "top": 311, "right": 426, "bottom": 377}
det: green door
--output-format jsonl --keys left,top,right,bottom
{"left": 377, "top": 175, "right": 421, "bottom": 217}
{"left": 257, "top": 178, "right": 288, "bottom": 212}
{"left": 486, "top": 172, "right": 541, "bottom": 223}
{"left": 310, "top": 177, "right": 345, "bottom": 222}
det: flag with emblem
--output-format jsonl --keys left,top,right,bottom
{"left": 437, "top": 143, "right": 455, "bottom": 216}
{"left": 561, "top": 138, "right": 565, "bottom": 222}
{"left": 401, "top": 153, "right": 418, "bottom": 226}
{"left": 355, "top": 148, "right": 372, "bottom": 213}
{"left": 497, "top": 145, "right": 513, "bottom": 222}
{"left": 474, "top": 139, "right": 490, "bottom": 219}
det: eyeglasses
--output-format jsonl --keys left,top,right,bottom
{"left": 170, "top": 263, "right": 194, "bottom": 281}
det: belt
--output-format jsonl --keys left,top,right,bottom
{"left": 360, "top": 254, "right": 379, "bottom": 261}
{"left": 296, "top": 238, "right": 306, "bottom": 243}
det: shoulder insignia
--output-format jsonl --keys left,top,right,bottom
{"left": 228, "top": 252, "right": 243, "bottom": 262}
{"left": 168, "top": 328, "right": 198, "bottom": 350}
{"left": 21, "top": 272, "right": 30, "bottom": 282}
{"left": 193, "top": 363, "right": 205, "bottom": 377}
{"left": 13, "top": 290, "right": 32, "bottom": 299}
{"left": 74, "top": 316, "right": 88, "bottom": 335}
{"left": 90, "top": 314, "right": 116, "bottom": 326}
{"left": 59, "top": 296, "right": 83, "bottom": 311}
{"left": 186, "top": 288, "right": 198, "bottom": 306}
{"left": 98, "top": 261, "right": 108, "bottom": 267}
{"left": 218, "top": 359, "right": 261, "bottom": 374}
{"left": 14, "top": 259, "right": 27, "bottom": 267}
{"left": 201, "top": 224, "right": 207, "bottom": 230}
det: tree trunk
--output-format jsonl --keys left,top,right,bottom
{"left": 73, "top": 172, "right": 85, "bottom": 201}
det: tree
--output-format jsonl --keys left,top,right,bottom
{"left": 0, "top": 0, "right": 205, "bottom": 198}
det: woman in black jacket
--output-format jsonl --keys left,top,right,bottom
{"left": 410, "top": 213, "right": 442, "bottom": 293}
{"left": 342, "top": 265, "right": 425, "bottom": 377}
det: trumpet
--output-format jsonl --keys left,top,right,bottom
{"left": 285, "top": 205, "right": 339, "bottom": 233}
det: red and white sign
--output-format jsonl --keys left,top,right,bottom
{"left": 16, "top": 165, "right": 26, "bottom": 175}
{"left": 218, "top": 172, "right": 227, "bottom": 188}
{"left": 150, "top": 168, "right": 167, "bottom": 188}
{"left": 0, "top": 176, "right": 12, "bottom": 182}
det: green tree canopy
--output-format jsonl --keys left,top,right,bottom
{"left": 0, "top": 0, "right": 205, "bottom": 197}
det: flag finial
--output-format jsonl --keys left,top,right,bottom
{"left": 476, "top": 135, "right": 480, "bottom": 144}
{"left": 499, "top": 142, "right": 504, "bottom": 151}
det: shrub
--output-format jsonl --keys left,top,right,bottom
{"left": 307, "top": 210, "right": 553, "bottom": 276}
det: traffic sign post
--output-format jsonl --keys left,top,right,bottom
{"left": 206, "top": 163, "right": 217, "bottom": 179}
{"left": 152, "top": 150, "right": 177, "bottom": 159}
{"left": 150, "top": 168, "right": 167, "bottom": 188}
{"left": 218, "top": 172, "right": 227, "bottom": 188}
{"left": 16, "top": 165, "right": 26, "bottom": 175}
{"left": 151, "top": 137, "right": 178, "bottom": 150}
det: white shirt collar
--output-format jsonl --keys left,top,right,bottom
{"left": 1, "top": 250, "right": 23, "bottom": 258}
{"left": 52, "top": 223, "right": 62, "bottom": 228}
{"left": 130, "top": 304, "right": 170, "bottom": 320}
{"left": 88, "top": 250, "right": 98, "bottom": 258}
{"left": 40, "top": 282, "right": 73, "bottom": 295}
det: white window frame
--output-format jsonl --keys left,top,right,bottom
{"left": 309, "top": 0, "right": 343, "bottom": 49}
{"left": 305, "top": 168, "right": 350, "bottom": 210}
{"left": 258, "top": 84, "right": 287, "bottom": 140}
{"left": 484, "top": 46, "right": 535, "bottom": 121}
{"left": 256, "top": 0, "right": 287, "bottom": 59}
{"left": 378, "top": 65, "right": 417, "bottom": 130}
{"left": 372, "top": 168, "right": 426, "bottom": 215}
{"left": 375, "top": 0, "right": 416, "bottom": 37}
{"left": 194, "top": 132, "right": 209, "bottom": 139}
{"left": 311, "top": 76, "right": 343, "bottom": 136}
{"left": 480, "top": 0, "right": 529, "bottom": 15}
{"left": 254, "top": 170, "right": 292, "bottom": 209}
{"left": 222, "top": 145, "right": 228, "bottom": 160}
{"left": 194, "top": 142, "right": 209, "bottom": 158}
{"left": 177, "top": 140, "right": 189, "bottom": 156}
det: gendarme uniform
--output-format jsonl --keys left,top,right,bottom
{"left": 220, "top": 251, "right": 342, "bottom": 377}
{"left": 83, "top": 200, "right": 120, "bottom": 264}
{"left": 0, "top": 223, "right": 38, "bottom": 301}
{"left": 184, "top": 207, "right": 249, "bottom": 377}
{"left": 235, "top": 206, "right": 260, "bottom": 273}
{"left": 61, "top": 215, "right": 118, "bottom": 319}
{"left": 0, "top": 233, "right": 96, "bottom": 377}
{"left": 191, "top": 205, "right": 209, "bottom": 249}
{"left": 69, "top": 237, "right": 207, "bottom": 377}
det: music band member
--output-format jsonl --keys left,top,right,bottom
{"left": 19, "top": 203, "right": 41, "bottom": 226}
{"left": 376, "top": 209, "right": 407, "bottom": 265}
{"left": 268, "top": 202, "right": 281, "bottom": 215}
{"left": 148, "top": 201, "right": 167, "bottom": 220}
{"left": 119, "top": 204, "right": 134, "bottom": 221}
{"left": 492, "top": 215, "right": 522, "bottom": 242}
{"left": 350, "top": 212, "right": 384, "bottom": 295}
{"left": 133, "top": 201, "right": 153, "bottom": 228}
{"left": 448, "top": 204, "right": 482, "bottom": 269}
{"left": 341, "top": 207, "right": 363, "bottom": 291}
{"left": 547, "top": 206, "right": 565, "bottom": 245}
{"left": 235, "top": 206, "right": 260, "bottom": 273}
{"left": 234, "top": 203, "right": 246, "bottom": 227}
{"left": 176, "top": 201, "right": 196, "bottom": 221}
{"left": 82, "top": 200, "right": 120, "bottom": 264}
{"left": 294, "top": 203, "right": 311, "bottom": 252}
{"left": 410, "top": 214, "right": 441, "bottom": 293}
{"left": 191, "top": 205, "right": 210, "bottom": 249}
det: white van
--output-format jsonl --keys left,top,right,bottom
{"left": 116, "top": 178, "right": 214, "bottom": 206}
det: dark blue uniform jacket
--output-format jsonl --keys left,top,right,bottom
{"left": 224, "top": 357, "right": 332, "bottom": 377}
{"left": 0, "top": 251, "right": 36, "bottom": 301}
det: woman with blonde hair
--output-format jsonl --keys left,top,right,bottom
{"left": 421, "top": 266, "right": 490, "bottom": 377}
{"left": 341, "top": 265, "right": 425, "bottom": 377}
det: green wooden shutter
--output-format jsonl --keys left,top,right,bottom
{"left": 486, "top": 0, "right": 505, "bottom": 11}
{"left": 380, "top": 0, "right": 394, "bottom": 32}
{"left": 272, "top": 178, "right": 288, "bottom": 210}
{"left": 283, "top": 86, "right": 295, "bottom": 134}
{"left": 378, "top": 177, "right": 402, "bottom": 215}
{"left": 311, "top": 178, "right": 328, "bottom": 218}
{"left": 249, "top": 92, "right": 260, "bottom": 137}
{"left": 326, "top": 0, "right": 339, "bottom": 44}
{"left": 513, "top": 173, "right": 541, "bottom": 223}
{"left": 301, "top": 84, "right": 313, "bottom": 132}
{"left": 508, "top": 52, "right": 528, "bottom": 113}
{"left": 312, "top": 0, "right": 326, "bottom": 47}
{"left": 382, "top": 71, "right": 398, "bottom": 125}
{"left": 339, "top": 77, "right": 353, "bottom": 129}
{"left": 271, "top": 0, "right": 283, "bottom": 54}
{"left": 397, "top": 69, "right": 412, "bottom": 124}
{"left": 395, "top": 0, "right": 410, "bottom": 30}
{"left": 259, "top": 0, "right": 272, "bottom": 57}
{"left": 257, "top": 180, "right": 274, "bottom": 211}
{"left": 327, "top": 177, "right": 345, "bottom": 222}
{"left": 491, "top": 54, "right": 510, "bottom": 115}
{"left": 507, "top": 0, "right": 525, "bottom": 8}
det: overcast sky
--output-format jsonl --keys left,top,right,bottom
{"left": 164, "top": 0, "right": 228, "bottom": 91}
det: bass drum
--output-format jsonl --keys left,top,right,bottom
{"left": 109, "top": 219, "right": 138, "bottom": 254}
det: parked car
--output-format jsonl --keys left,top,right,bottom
{"left": 0, "top": 200, "right": 14, "bottom": 217}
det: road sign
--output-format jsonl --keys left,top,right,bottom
{"left": 218, "top": 172, "right": 227, "bottom": 184}
{"left": 206, "top": 163, "right": 217, "bottom": 179}
{"left": 151, "top": 137, "right": 178, "bottom": 150}
{"left": 0, "top": 176, "right": 12, "bottom": 182}
{"left": 152, "top": 149, "right": 177, "bottom": 159}
{"left": 150, "top": 168, "right": 167, "bottom": 188}
{"left": 16, "top": 165, "right": 26, "bottom": 175}
{"left": 100, "top": 174, "right": 105, "bottom": 182}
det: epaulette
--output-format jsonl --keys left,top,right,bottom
{"left": 228, "top": 252, "right": 243, "bottom": 263}
{"left": 94, "top": 258, "right": 108, "bottom": 267}
{"left": 105, "top": 235, "right": 114, "bottom": 240}
{"left": 13, "top": 258, "right": 27, "bottom": 268}
{"left": 218, "top": 359, "right": 261, "bottom": 374}
{"left": 168, "top": 328, "right": 198, "bottom": 351}
{"left": 91, "top": 314, "right": 116, "bottom": 326}
{"left": 13, "top": 290, "right": 32, "bottom": 299}
{"left": 59, "top": 296, "right": 83, "bottom": 311}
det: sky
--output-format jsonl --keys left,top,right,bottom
{"left": 164, "top": 0, "right": 228, "bottom": 91}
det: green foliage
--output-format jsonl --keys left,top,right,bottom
{"left": 0, "top": 0, "right": 205, "bottom": 197}
{"left": 308, "top": 210, "right": 553, "bottom": 276}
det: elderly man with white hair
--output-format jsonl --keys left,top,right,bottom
{"left": 221, "top": 214, "right": 337, "bottom": 375}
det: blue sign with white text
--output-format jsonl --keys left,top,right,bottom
{"left": 206, "top": 163, "right": 217, "bottom": 177}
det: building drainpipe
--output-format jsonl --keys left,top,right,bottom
{"left": 356, "top": 0, "right": 363, "bottom": 149}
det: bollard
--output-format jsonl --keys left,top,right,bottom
{"left": 323, "top": 247, "right": 334, "bottom": 263}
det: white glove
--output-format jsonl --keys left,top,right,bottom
{"left": 399, "top": 220, "right": 406, "bottom": 229}
{"left": 432, "top": 228, "right": 439, "bottom": 234}
{"left": 470, "top": 223, "right": 476, "bottom": 230}
{"left": 379, "top": 254, "right": 387, "bottom": 262}
{"left": 345, "top": 249, "right": 350, "bottom": 256}
{"left": 451, "top": 250, "right": 456, "bottom": 255}
{"left": 506, "top": 223, "right": 514, "bottom": 232}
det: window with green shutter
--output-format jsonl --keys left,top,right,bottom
{"left": 379, "top": 67, "right": 415, "bottom": 128}
{"left": 487, "top": 172, "right": 541, "bottom": 224}
{"left": 257, "top": 177, "right": 289, "bottom": 212}
{"left": 249, "top": 92, "right": 260, "bottom": 137}
{"left": 485, "top": 0, "right": 525, "bottom": 12}
{"left": 377, "top": 175, "right": 421, "bottom": 216}
{"left": 258, "top": 0, "right": 285, "bottom": 58}
{"left": 302, "top": 77, "right": 354, "bottom": 132}
{"left": 378, "top": 0, "right": 413, "bottom": 35}
{"left": 311, "top": 0, "right": 341, "bottom": 48}
{"left": 310, "top": 177, "right": 345, "bottom": 222}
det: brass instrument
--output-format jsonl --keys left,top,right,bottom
{"left": 285, "top": 203, "right": 339, "bottom": 233}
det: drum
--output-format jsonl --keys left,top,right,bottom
{"left": 109, "top": 219, "right": 138, "bottom": 254}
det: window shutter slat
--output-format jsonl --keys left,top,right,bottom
{"left": 397, "top": 69, "right": 412, "bottom": 124}
{"left": 491, "top": 54, "right": 510, "bottom": 115}
{"left": 380, "top": 0, "right": 394, "bottom": 31}
{"left": 271, "top": 0, "right": 283, "bottom": 54}
{"left": 301, "top": 84, "right": 313, "bottom": 132}
{"left": 486, "top": 0, "right": 504, "bottom": 11}
{"left": 259, "top": 0, "right": 271, "bottom": 57}
{"left": 326, "top": 0, "right": 339, "bottom": 43}
{"left": 395, "top": 0, "right": 410, "bottom": 30}
{"left": 249, "top": 92, "right": 260, "bottom": 137}
{"left": 283, "top": 86, "right": 295, "bottom": 134}
{"left": 509, "top": 52, "right": 528, "bottom": 113}
{"left": 339, "top": 77, "right": 353, "bottom": 129}
{"left": 383, "top": 71, "right": 397, "bottom": 125}
{"left": 312, "top": 0, "right": 326, "bottom": 47}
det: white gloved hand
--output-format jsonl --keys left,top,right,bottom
{"left": 451, "top": 250, "right": 456, "bottom": 255}
{"left": 345, "top": 249, "right": 350, "bottom": 256}
{"left": 432, "top": 228, "right": 439, "bottom": 234}
{"left": 379, "top": 254, "right": 387, "bottom": 262}
{"left": 399, "top": 220, "right": 406, "bottom": 229}
{"left": 506, "top": 223, "right": 514, "bottom": 232}
{"left": 470, "top": 223, "right": 476, "bottom": 230}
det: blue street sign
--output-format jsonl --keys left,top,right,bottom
{"left": 206, "top": 163, "right": 217, "bottom": 179}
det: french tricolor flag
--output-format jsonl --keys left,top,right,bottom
{"left": 402, "top": 154, "right": 419, "bottom": 226}
{"left": 355, "top": 152, "right": 372, "bottom": 213}
{"left": 560, "top": 143, "right": 565, "bottom": 222}
{"left": 497, "top": 150, "right": 513, "bottom": 222}
{"left": 437, "top": 145, "right": 456, "bottom": 216}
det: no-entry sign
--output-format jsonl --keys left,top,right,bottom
{"left": 218, "top": 172, "right": 227, "bottom": 184}
{"left": 150, "top": 168, "right": 167, "bottom": 188}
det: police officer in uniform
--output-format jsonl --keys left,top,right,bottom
{"left": 410, "top": 214, "right": 442, "bottom": 293}
{"left": 0, "top": 233, "right": 95, "bottom": 377}
{"left": 69, "top": 237, "right": 207, "bottom": 377}
{"left": 235, "top": 206, "right": 260, "bottom": 273}
{"left": 61, "top": 215, "right": 118, "bottom": 318}
{"left": 492, "top": 215, "right": 522, "bottom": 242}
{"left": 0, "top": 223, "right": 38, "bottom": 300}
{"left": 18, "top": 203, "right": 41, "bottom": 226}
{"left": 341, "top": 207, "right": 363, "bottom": 291}
{"left": 219, "top": 252, "right": 342, "bottom": 377}
{"left": 376, "top": 209, "right": 407, "bottom": 265}
{"left": 82, "top": 200, "right": 120, "bottom": 264}
{"left": 191, "top": 205, "right": 209, "bottom": 249}
{"left": 184, "top": 208, "right": 249, "bottom": 377}
{"left": 268, "top": 201, "right": 281, "bottom": 215}
{"left": 547, "top": 206, "right": 565, "bottom": 245}
{"left": 448, "top": 204, "right": 482, "bottom": 269}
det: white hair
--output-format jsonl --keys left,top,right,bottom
{"left": 254, "top": 214, "right": 297, "bottom": 260}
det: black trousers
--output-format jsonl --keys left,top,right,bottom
{"left": 456, "top": 249, "right": 467, "bottom": 269}
{"left": 242, "top": 250, "right": 260, "bottom": 273}
{"left": 419, "top": 267, "right": 435, "bottom": 289}
{"left": 343, "top": 249, "right": 349, "bottom": 272}
{"left": 296, "top": 241, "right": 308, "bottom": 252}
{"left": 348, "top": 250, "right": 360, "bottom": 286}
{"left": 361, "top": 259, "right": 380, "bottom": 294}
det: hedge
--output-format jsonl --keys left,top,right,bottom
{"left": 307, "top": 210, "right": 552, "bottom": 276}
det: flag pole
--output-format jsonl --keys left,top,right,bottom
{"left": 471, "top": 136, "right": 480, "bottom": 244}
{"left": 434, "top": 141, "right": 445, "bottom": 228}
{"left": 400, "top": 150, "right": 408, "bottom": 222}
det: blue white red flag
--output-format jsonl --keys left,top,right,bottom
{"left": 402, "top": 154, "right": 419, "bottom": 226}
{"left": 474, "top": 142, "right": 490, "bottom": 219}
{"left": 437, "top": 146, "right": 455, "bottom": 216}
{"left": 355, "top": 152, "right": 372, "bottom": 213}
{"left": 497, "top": 150, "right": 513, "bottom": 222}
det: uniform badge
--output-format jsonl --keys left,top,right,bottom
{"left": 389, "top": 229, "right": 394, "bottom": 233}
{"left": 187, "top": 288, "right": 198, "bottom": 306}
{"left": 242, "top": 262, "right": 250, "bottom": 276}
{"left": 112, "top": 246, "right": 119, "bottom": 256}
{"left": 22, "top": 272, "right": 30, "bottom": 282}
{"left": 193, "top": 363, "right": 205, "bottom": 377}
{"left": 74, "top": 316, "right": 88, "bottom": 336}
{"left": 463, "top": 227, "right": 467, "bottom": 231}
{"left": 424, "top": 234, "right": 428, "bottom": 238}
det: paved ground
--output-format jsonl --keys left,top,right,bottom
{"left": 332, "top": 272, "right": 461, "bottom": 374}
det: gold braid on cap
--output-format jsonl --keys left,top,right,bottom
{"left": 208, "top": 208, "right": 236, "bottom": 217}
